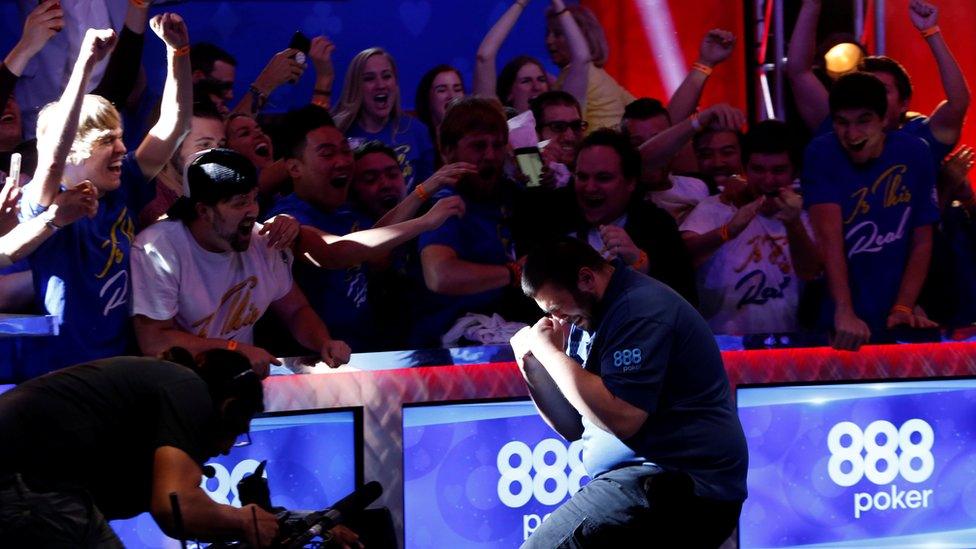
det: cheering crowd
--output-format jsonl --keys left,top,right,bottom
{"left": 0, "top": 0, "right": 972, "bottom": 380}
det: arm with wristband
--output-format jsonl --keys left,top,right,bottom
{"left": 135, "top": 14, "right": 193, "bottom": 180}
{"left": 551, "top": 0, "right": 592, "bottom": 110}
{"left": 668, "top": 29, "right": 735, "bottom": 123}
{"left": 370, "top": 162, "right": 476, "bottom": 228}
{"left": 909, "top": 0, "right": 970, "bottom": 146}
{"left": 474, "top": 0, "right": 531, "bottom": 99}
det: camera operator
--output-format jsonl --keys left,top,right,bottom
{"left": 0, "top": 348, "right": 278, "bottom": 547}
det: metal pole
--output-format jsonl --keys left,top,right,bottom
{"left": 875, "top": 0, "right": 886, "bottom": 55}
{"left": 755, "top": 0, "right": 768, "bottom": 119}
{"left": 773, "top": 0, "right": 785, "bottom": 120}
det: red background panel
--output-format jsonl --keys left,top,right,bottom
{"left": 586, "top": 0, "right": 974, "bottom": 151}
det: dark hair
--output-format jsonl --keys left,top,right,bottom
{"left": 859, "top": 56, "right": 912, "bottom": 101}
{"left": 167, "top": 148, "right": 257, "bottom": 222}
{"left": 578, "top": 128, "right": 642, "bottom": 181}
{"left": 829, "top": 71, "right": 887, "bottom": 119}
{"left": 497, "top": 55, "right": 546, "bottom": 106}
{"left": 741, "top": 119, "right": 799, "bottom": 169}
{"left": 521, "top": 237, "right": 609, "bottom": 297}
{"left": 354, "top": 140, "right": 399, "bottom": 163}
{"left": 192, "top": 94, "right": 225, "bottom": 121}
{"left": 438, "top": 96, "right": 508, "bottom": 151}
{"left": 529, "top": 90, "right": 581, "bottom": 130}
{"left": 622, "top": 97, "right": 670, "bottom": 124}
{"left": 160, "top": 347, "right": 264, "bottom": 436}
{"left": 279, "top": 105, "right": 337, "bottom": 160}
{"left": 190, "top": 42, "right": 237, "bottom": 75}
{"left": 692, "top": 128, "right": 744, "bottom": 153}
{"left": 415, "top": 65, "right": 464, "bottom": 129}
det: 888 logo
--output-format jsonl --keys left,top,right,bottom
{"left": 826, "top": 419, "right": 936, "bottom": 519}
{"left": 496, "top": 438, "right": 589, "bottom": 508}
{"left": 200, "top": 459, "right": 264, "bottom": 507}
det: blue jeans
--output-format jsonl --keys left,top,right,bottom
{"left": 0, "top": 474, "right": 125, "bottom": 548}
{"left": 521, "top": 464, "right": 741, "bottom": 549}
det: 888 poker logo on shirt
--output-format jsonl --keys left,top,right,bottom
{"left": 404, "top": 401, "right": 591, "bottom": 548}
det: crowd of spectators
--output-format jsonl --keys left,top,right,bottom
{"left": 1, "top": 0, "right": 973, "bottom": 380}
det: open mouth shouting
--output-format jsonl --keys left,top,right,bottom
{"left": 845, "top": 138, "right": 868, "bottom": 153}
{"left": 253, "top": 140, "right": 271, "bottom": 159}
{"left": 238, "top": 217, "right": 256, "bottom": 236}
{"left": 330, "top": 173, "right": 351, "bottom": 189}
{"left": 580, "top": 194, "right": 605, "bottom": 210}
{"left": 107, "top": 158, "right": 123, "bottom": 177}
{"left": 372, "top": 93, "right": 390, "bottom": 110}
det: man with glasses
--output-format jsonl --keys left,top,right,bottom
{"left": 0, "top": 348, "right": 279, "bottom": 547}
{"left": 531, "top": 90, "right": 588, "bottom": 172}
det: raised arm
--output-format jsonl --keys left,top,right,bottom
{"left": 90, "top": 0, "right": 150, "bottom": 108}
{"left": 308, "top": 36, "right": 336, "bottom": 109}
{"left": 297, "top": 195, "right": 465, "bottom": 269}
{"left": 909, "top": 0, "right": 970, "bottom": 146}
{"left": 27, "top": 28, "right": 116, "bottom": 209}
{"left": 668, "top": 29, "right": 735, "bottom": 123}
{"left": 785, "top": 0, "right": 829, "bottom": 131}
{"left": 372, "top": 163, "right": 475, "bottom": 228}
{"left": 551, "top": 0, "right": 592, "bottom": 108}
{"left": 136, "top": 14, "right": 193, "bottom": 180}
{"left": 233, "top": 48, "right": 305, "bottom": 116}
{"left": 639, "top": 103, "right": 745, "bottom": 170}
{"left": 2, "top": 0, "right": 62, "bottom": 106}
{"left": 474, "top": 0, "right": 530, "bottom": 98}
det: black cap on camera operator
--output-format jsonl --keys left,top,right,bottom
{"left": 0, "top": 348, "right": 279, "bottom": 547}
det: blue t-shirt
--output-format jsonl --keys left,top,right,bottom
{"left": 902, "top": 116, "right": 954, "bottom": 164}
{"left": 801, "top": 131, "right": 939, "bottom": 331}
{"left": 410, "top": 187, "right": 517, "bottom": 347}
{"left": 576, "top": 263, "right": 748, "bottom": 501}
{"left": 347, "top": 115, "right": 435, "bottom": 190}
{"left": 265, "top": 194, "right": 377, "bottom": 351}
{"left": 20, "top": 153, "right": 153, "bottom": 373}
{"left": 816, "top": 114, "right": 954, "bottom": 165}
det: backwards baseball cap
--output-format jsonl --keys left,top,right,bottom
{"left": 167, "top": 148, "right": 257, "bottom": 222}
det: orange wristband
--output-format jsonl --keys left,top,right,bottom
{"left": 631, "top": 250, "right": 649, "bottom": 270}
{"left": 719, "top": 224, "right": 730, "bottom": 242}
{"left": 692, "top": 62, "right": 713, "bottom": 76}
{"left": 507, "top": 261, "right": 522, "bottom": 287}
{"left": 227, "top": 339, "right": 239, "bottom": 351}
{"left": 891, "top": 304, "right": 914, "bottom": 316}
{"left": 173, "top": 45, "right": 191, "bottom": 57}
{"left": 414, "top": 183, "right": 430, "bottom": 202}
{"left": 920, "top": 26, "right": 941, "bottom": 38}
{"left": 130, "top": 0, "right": 151, "bottom": 8}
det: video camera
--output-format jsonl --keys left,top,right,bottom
{"left": 187, "top": 461, "right": 386, "bottom": 549}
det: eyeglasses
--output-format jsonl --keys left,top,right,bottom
{"left": 542, "top": 120, "right": 588, "bottom": 134}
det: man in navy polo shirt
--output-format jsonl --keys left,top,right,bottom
{"left": 511, "top": 237, "right": 747, "bottom": 547}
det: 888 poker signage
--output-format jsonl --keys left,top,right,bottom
{"left": 737, "top": 379, "right": 976, "bottom": 548}
{"left": 403, "top": 400, "right": 590, "bottom": 548}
